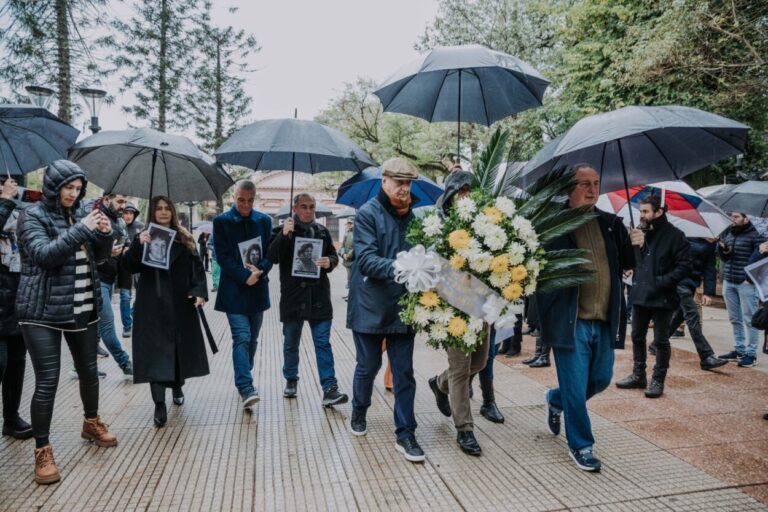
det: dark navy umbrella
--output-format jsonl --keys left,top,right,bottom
{"left": 215, "top": 118, "right": 377, "bottom": 199}
{"left": 373, "top": 44, "right": 549, "bottom": 155}
{"left": 520, "top": 105, "right": 749, "bottom": 224}
{"left": 336, "top": 167, "right": 443, "bottom": 209}
{"left": 704, "top": 181, "right": 768, "bottom": 218}
{"left": 69, "top": 128, "right": 233, "bottom": 202}
{"left": 0, "top": 104, "right": 79, "bottom": 176}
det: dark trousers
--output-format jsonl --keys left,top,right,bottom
{"left": 21, "top": 324, "right": 99, "bottom": 440}
{"left": 631, "top": 305, "right": 674, "bottom": 379}
{"left": 669, "top": 284, "right": 714, "bottom": 361}
{"left": 352, "top": 331, "right": 416, "bottom": 441}
{"left": 0, "top": 335, "right": 26, "bottom": 421}
{"left": 150, "top": 381, "right": 183, "bottom": 403}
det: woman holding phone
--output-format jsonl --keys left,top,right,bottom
{"left": 16, "top": 160, "right": 118, "bottom": 484}
{"left": 123, "top": 196, "right": 209, "bottom": 428}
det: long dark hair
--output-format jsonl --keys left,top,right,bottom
{"left": 149, "top": 196, "right": 196, "bottom": 253}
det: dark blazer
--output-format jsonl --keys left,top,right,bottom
{"left": 536, "top": 209, "right": 635, "bottom": 350}
{"left": 212, "top": 206, "right": 273, "bottom": 315}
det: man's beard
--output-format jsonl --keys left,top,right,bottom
{"left": 389, "top": 194, "right": 411, "bottom": 211}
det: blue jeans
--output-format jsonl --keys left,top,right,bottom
{"left": 723, "top": 280, "right": 760, "bottom": 357}
{"left": 352, "top": 332, "right": 417, "bottom": 441}
{"left": 227, "top": 312, "right": 264, "bottom": 397}
{"left": 478, "top": 341, "right": 498, "bottom": 381}
{"left": 98, "top": 283, "right": 131, "bottom": 367}
{"left": 282, "top": 319, "right": 337, "bottom": 391}
{"left": 119, "top": 288, "right": 132, "bottom": 332}
{"left": 547, "top": 319, "right": 614, "bottom": 452}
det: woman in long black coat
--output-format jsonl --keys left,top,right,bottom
{"left": 123, "top": 196, "right": 209, "bottom": 427}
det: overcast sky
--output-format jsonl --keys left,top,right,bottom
{"left": 94, "top": 0, "right": 439, "bottom": 136}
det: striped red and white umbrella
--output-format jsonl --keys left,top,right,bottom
{"left": 596, "top": 180, "right": 731, "bottom": 238}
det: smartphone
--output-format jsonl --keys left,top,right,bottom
{"left": 92, "top": 197, "right": 103, "bottom": 212}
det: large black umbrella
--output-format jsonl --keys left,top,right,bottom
{"left": 0, "top": 104, "right": 79, "bottom": 176}
{"left": 215, "top": 118, "right": 376, "bottom": 200}
{"left": 69, "top": 128, "right": 233, "bottom": 202}
{"left": 520, "top": 105, "right": 749, "bottom": 224}
{"left": 373, "top": 44, "right": 549, "bottom": 155}
{"left": 704, "top": 181, "right": 768, "bottom": 218}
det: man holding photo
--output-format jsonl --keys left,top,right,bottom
{"left": 267, "top": 193, "right": 348, "bottom": 406}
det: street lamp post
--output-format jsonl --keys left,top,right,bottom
{"left": 25, "top": 86, "right": 55, "bottom": 109}
{"left": 184, "top": 201, "right": 198, "bottom": 232}
{"left": 79, "top": 88, "right": 107, "bottom": 134}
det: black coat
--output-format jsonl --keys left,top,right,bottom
{"left": 629, "top": 214, "right": 691, "bottom": 310}
{"left": 0, "top": 198, "right": 21, "bottom": 336}
{"left": 123, "top": 237, "right": 209, "bottom": 384}
{"left": 267, "top": 220, "right": 338, "bottom": 322}
{"left": 681, "top": 238, "right": 717, "bottom": 295}
{"left": 15, "top": 161, "right": 112, "bottom": 326}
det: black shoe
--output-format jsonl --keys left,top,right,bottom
{"left": 505, "top": 340, "right": 521, "bottom": 357}
{"left": 615, "top": 372, "right": 647, "bottom": 389}
{"left": 395, "top": 436, "right": 425, "bottom": 462}
{"left": 96, "top": 344, "right": 109, "bottom": 358}
{"left": 648, "top": 343, "right": 658, "bottom": 356}
{"left": 322, "top": 384, "right": 348, "bottom": 407}
{"left": 2, "top": 416, "right": 33, "bottom": 440}
{"left": 350, "top": 407, "right": 367, "bottom": 436}
{"left": 429, "top": 376, "right": 451, "bottom": 417}
{"left": 122, "top": 328, "right": 132, "bottom": 338}
{"left": 498, "top": 338, "right": 512, "bottom": 355}
{"left": 718, "top": 350, "right": 742, "bottom": 362}
{"left": 153, "top": 402, "right": 167, "bottom": 428}
{"left": 479, "top": 379, "right": 504, "bottom": 424}
{"left": 120, "top": 361, "right": 134, "bottom": 376}
{"left": 456, "top": 431, "right": 482, "bottom": 456}
{"left": 570, "top": 448, "right": 601, "bottom": 472}
{"left": 700, "top": 355, "right": 728, "bottom": 371}
{"left": 283, "top": 379, "right": 298, "bottom": 399}
{"left": 528, "top": 354, "right": 550, "bottom": 368}
{"left": 172, "top": 387, "right": 184, "bottom": 406}
{"left": 544, "top": 391, "right": 561, "bottom": 436}
{"left": 644, "top": 379, "right": 664, "bottom": 398}
{"left": 522, "top": 352, "right": 541, "bottom": 365}
{"left": 763, "top": 413, "right": 768, "bottom": 421}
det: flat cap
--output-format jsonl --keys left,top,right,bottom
{"left": 381, "top": 158, "right": 418, "bottom": 181}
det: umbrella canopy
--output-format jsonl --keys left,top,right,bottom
{"left": 697, "top": 184, "right": 734, "bottom": 198}
{"left": 275, "top": 201, "right": 334, "bottom": 220}
{"left": 520, "top": 106, "right": 749, "bottom": 197}
{"left": 336, "top": 166, "right": 443, "bottom": 209}
{"left": 193, "top": 221, "right": 213, "bottom": 234}
{"left": 334, "top": 207, "right": 356, "bottom": 219}
{"left": 596, "top": 180, "right": 731, "bottom": 238}
{"left": 69, "top": 128, "right": 233, "bottom": 202}
{"left": 0, "top": 104, "right": 79, "bottom": 176}
{"left": 704, "top": 180, "right": 768, "bottom": 218}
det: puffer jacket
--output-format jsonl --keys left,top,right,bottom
{"left": 15, "top": 160, "right": 112, "bottom": 326}
{"left": 719, "top": 223, "right": 765, "bottom": 284}
{"left": 0, "top": 198, "right": 21, "bottom": 336}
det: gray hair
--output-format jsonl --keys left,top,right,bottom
{"left": 293, "top": 193, "right": 315, "bottom": 205}
{"left": 234, "top": 179, "right": 256, "bottom": 193}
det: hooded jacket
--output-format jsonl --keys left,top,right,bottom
{"left": 718, "top": 222, "right": 765, "bottom": 284}
{"left": 15, "top": 160, "right": 112, "bottom": 326}
{"left": 434, "top": 171, "right": 473, "bottom": 216}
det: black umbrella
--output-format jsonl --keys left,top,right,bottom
{"left": 373, "top": 44, "right": 549, "bottom": 156}
{"left": 215, "top": 118, "right": 376, "bottom": 200}
{"left": 704, "top": 181, "right": 768, "bottom": 218}
{"left": 520, "top": 105, "right": 750, "bottom": 225}
{"left": 69, "top": 128, "right": 233, "bottom": 202}
{"left": 0, "top": 104, "right": 79, "bottom": 176}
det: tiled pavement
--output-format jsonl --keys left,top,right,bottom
{"left": 1, "top": 270, "right": 767, "bottom": 511}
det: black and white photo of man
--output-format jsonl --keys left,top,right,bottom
{"left": 291, "top": 237, "right": 322, "bottom": 278}
{"left": 142, "top": 223, "right": 176, "bottom": 269}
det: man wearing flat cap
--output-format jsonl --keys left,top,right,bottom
{"left": 347, "top": 157, "right": 426, "bottom": 463}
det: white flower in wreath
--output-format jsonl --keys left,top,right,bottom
{"left": 495, "top": 196, "right": 516, "bottom": 217}
{"left": 413, "top": 306, "right": 432, "bottom": 326}
{"left": 483, "top": 226, "right": 508, "bottom": 251}
{"left": 524, "top": 236, "right": 540, "bottom": 252}
{"left": 506, "top": 242, "right": 526, "bottom": 266}
{"left": 511, "top": 215, "right": 534, "bottom": 233}
{"left": 472, "top": 214, "right": 494, "bottom": 238}
{"left": 456, "top": 197, "right": 477, "bottom": 221}
{"left": 462, "top": 330, "right": 477, "bottom": 347}
{"left": 469, "top": 252, "right": 493, "bottom": 273}
{"left": 524, "top": 282, "right": 537, "bottom": 295}
{"left": 433, "top": 308, "right": 454, "bottom": 325}
{"left": 430, "top": 324, "right": 448, "bottom": 342}
{"left": 457, "top": 238, "right": 482, "bottom": 260}
{"left": 422, "top": 214, "right": 443, "bottom": 237}
{"left": 467, "top": 317, "right": 484, "bottom": 333}
{"left": 526, "top": 258, "right": 541, "bottom": 278}
{"left": 489, "top": 271, "right": 512, "bottom": 288}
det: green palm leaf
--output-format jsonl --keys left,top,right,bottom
{"left": 473, "top": 127, "right": 512, "bottom": 196}
{"left": 536, "top": 206, "right": 597, "bottom": 243}
{"left": 536, "top": 273, "right": 595, "bottom": 293}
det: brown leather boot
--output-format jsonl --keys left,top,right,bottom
{"left": 34, "top": 444, "right": 61, "bottom": 484}
{"left": 81, "top": 416, "right": 118, "bottom": 447}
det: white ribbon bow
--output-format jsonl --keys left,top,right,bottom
{"left": 393, "top": 245, "right": 442, "bottom": 292}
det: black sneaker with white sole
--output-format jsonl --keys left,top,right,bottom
{"left": 350, "top": 407, "right": 367, "bottom": 436}
{"left": 242, "top": 391, "right": 260, "bottom": 409}
{"left": 395, "top": 436, "right": 425, "bottom": 463}
{"left": 322, "top": 385, "right": 348, "bottom": 407}
{"left": 544, "top": 391, "right": 561, "bottom": 436}
{"left": 570, "top": 448, "right": 601, "bottom": 472}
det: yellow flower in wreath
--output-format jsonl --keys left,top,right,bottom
{"left": 483, "top": 206, "right": 503, "bottom": 224}
{"left": 490, "top": 254, "right": 509, "bottom": 274}
{"left": 450, "top": 254, "right": 466, "bottom": 270}
{"left": 448, "top": 229, "right": 471, "bottom": 250}
{"left": 502, "top": 282, "right": 524, "bottom": 301}
{"left": 419, "top": 291, "right": 440, "bottom": 309}
{"left": 447, "top": 316, "right": 468, "bottom": 337}
{"left": 510, "top": 265, "right": 528, "bottom": 282}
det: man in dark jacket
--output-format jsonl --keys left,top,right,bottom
{"left": 0, "top": 176, "right": 32, "bottom": 439}
{"left": 117, "top": 202, "right": 143, "bottom": 338}
{"left": 538, "top": 163, "right": 635, "bottom": 472}
{"left": 616, "top": 195, "right": 691, "bottom": 398}
{"left": 213, "top": 180, "right": 273, "bottom": 409}
{"left": 267, "top": 193, "right": 348, "bottom": 406}
{"left": 666, "top": 238, "right": 727, "bottom": 370}
{"left": 348, "top": 157, "right": 425, "bottom": 463}
{"left": 717, "top": 212, "right": 765, "bottom": 367}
